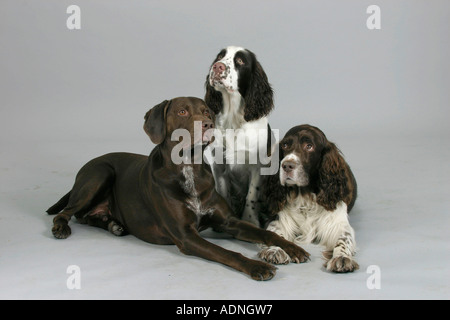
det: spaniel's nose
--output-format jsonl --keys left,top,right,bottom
{"left": 282, "top": 161, "right": 297, "bottom": 173}
{"left": 212, "top": 62, "right": 226, "bottom": 74}
{"left": 202, "top": 120, "right": 214, "bottom": 131}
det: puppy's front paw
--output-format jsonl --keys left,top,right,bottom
{"left": 325, "top": 256, "right": 359, "bottom": 273}
{"left": 258, "top": 246, "right": 291, "bottom": 265}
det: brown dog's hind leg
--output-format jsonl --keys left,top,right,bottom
{"left": 52, "top": 161, "right": 115, "bottom": 239}
{"left": 77, "top": 200, "right": 127, "bottom": 236}
{"left": 52, "top": 211, "right": 74, "bottom": 239}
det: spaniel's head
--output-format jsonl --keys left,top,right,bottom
{"left": 279, "top": 125, "right": 328, "bottom": 187}
{"left": 205, "top": 46, "right": 274, "bottom": 122}
{"left": 264, "top": 124, "right": 356, "bottom": 214}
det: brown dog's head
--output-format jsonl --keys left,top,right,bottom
{"left": 143, "top": 97, "right": 215, "bottom": 148}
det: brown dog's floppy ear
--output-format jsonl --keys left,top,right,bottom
{"left": 143, "top": 100, "right": 171, "bottom": 144}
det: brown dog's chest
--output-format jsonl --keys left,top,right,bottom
{"left": 180, "top": 166, "right": 215, "bottom": 217}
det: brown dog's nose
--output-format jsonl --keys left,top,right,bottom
{"left": 213, "top": 62, "right": 226, "bottom": 74}
{"left": 202, "top": 120, "right": 214, "bottom": 131}
{"left": 282, "top": 161, "right": 297, "bottom": 173}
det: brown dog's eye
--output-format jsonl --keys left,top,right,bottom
{"left": 236, "top": 58, "right": 244, "bottom": 65}
{"left": 305, "top": 144, "right": 314, "bottom": 151}
{"left": 203, "top": 110, "right": 210, "bottom": 117}
{"left": 281, "top": 142, "right": 289, "bottom": 149}
{"left": 178, "top": 110, "right": 188, "bottom": 116}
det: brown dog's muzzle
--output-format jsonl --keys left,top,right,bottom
{"left": 199, "top": 119, "right": 214, "bottom": 144}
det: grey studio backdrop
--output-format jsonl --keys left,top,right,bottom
{"left": 0, "top": 1, "right": 449, "bottom": 299}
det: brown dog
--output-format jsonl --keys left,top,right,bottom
{"left": 47, "top": 97, "right": 309, "bottom": 280}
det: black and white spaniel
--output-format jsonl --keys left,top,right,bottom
{"left": 205, "top": 46, "right": 274, "bottom": 226}
{"left": 259, "top": 125, "right": 359, "bottom": 273}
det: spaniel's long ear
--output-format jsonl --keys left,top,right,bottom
{"left": 317, "top": 142, "right": 350, "bottom": 211}
{"left": 243, "top": 59, "right": 274, "bottom": 122}
{"left": 143, "top": 100, "right": 171, "bottom": 144}
{"left": 262, "top": 143, "right": 288, "bottom": 215}
{"left": 205, "top": 75, "right": 223, "bottom": 115}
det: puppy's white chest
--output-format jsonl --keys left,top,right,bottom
{"left": 288, "top": 194, "right": 320, "bottom": 216}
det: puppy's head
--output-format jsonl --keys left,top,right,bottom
{"left": 265, "top": 124, "right": 355, "bottom": 214}
{"left": 144, "top": 97, "right": 215, "bottom": 147}
{"left": 278, "top": 125, "right": 327, "bottom": 187}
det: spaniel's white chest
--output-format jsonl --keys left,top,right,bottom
{"left": 273, "top": 195, "right": 349, "bottom": 246}
{"left": 283, "top": 195, "right": 323, "bottom": 235}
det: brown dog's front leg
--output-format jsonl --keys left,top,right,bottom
{"left": 175, "top": 227, "right": 277, "bottom": 281}
{"left": 221, "top": 217, "right": 310, "bottom": 263}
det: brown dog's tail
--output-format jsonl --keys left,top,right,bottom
{"left": 46, "top": 192, "right": 71, "bottom": 215}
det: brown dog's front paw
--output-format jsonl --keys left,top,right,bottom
{"left": 282, "top": 243, "right": 310, "bottom": 264}
{"left": 52, "top": 223, "right": 71, "bottom": 239}
{"left": 259, "top": 246, "right": 291, "bottom": 265}
{"left": 325, "top": 256, "right": 359, "bottom": 273}
{"left": 248, "top": 261, "right": 277, "bottom": 281}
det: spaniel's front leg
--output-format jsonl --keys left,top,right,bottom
{"left": 323, "top": 233, "right": 359, "bottom": 273}
{"left": 241, "top": 168, "right": 262, "bottom": 226}
{"left": 321, "top": 203, "right": 359, "bottom": 273}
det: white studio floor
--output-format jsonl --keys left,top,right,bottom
{"left": 0, "top": 132, "right": 448, "bottom": 300}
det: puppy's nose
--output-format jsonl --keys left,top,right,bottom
{"left": 282, "top": 161, "right": 297, "bottom": 173}
{"left": 202, "top": 120, "right": 214, "bottom": 131}
{"left": 213, "top": 62, "right": 226, "bottom": 74}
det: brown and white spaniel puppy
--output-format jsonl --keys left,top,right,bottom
{"left": 259, "top": 124, "right": 359, "bottom": 273}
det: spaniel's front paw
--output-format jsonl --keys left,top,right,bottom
{"left": 258, "top": 246, "right": 291, "bottom": 265}
{"left": 325, "top": 255, "right": 359, "bottom": 273}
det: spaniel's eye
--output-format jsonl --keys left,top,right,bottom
{"left": 203, "top": 110, "right": 210, "bottom": 116}
{"left": 236, "top": 58, "right": 244, "bottom": 66}
{"left": 281, "top": 143, "right": 289, "bottom": 149}
{"left": 217, "top": 54, "right": 224, "bottom": 60}
{"left": 178, "top": 109, "right": 188, "bottom": 116}
{"left": 305, "top": 144, "right": 314, "bottom": 151}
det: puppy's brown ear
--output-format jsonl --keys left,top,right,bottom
{"left": 143, "top": 100, "right": 171, "bottom": 144}
{"left": 317, "top": 142, "right": 349, "bottom": 211}
{"left": 262, "top": 143, "right": 288, "bottom": 215}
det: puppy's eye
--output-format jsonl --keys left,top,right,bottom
{"left": 281, "top": 143, "right": 289, "bottom": 149}
{"left": 178, "top": 110, "right": 188, "bottom": 116}
{"left": 305, "top": 144, "right": 314, "bottom": 151}
{"left": 217, "top": 54, "right": 224, "bottom": 60}
{"left": 236, "top": 58, "right": 244, "bottom": 65}
{"left": 203, "top": 110, "right": 210, "bottom": 116}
